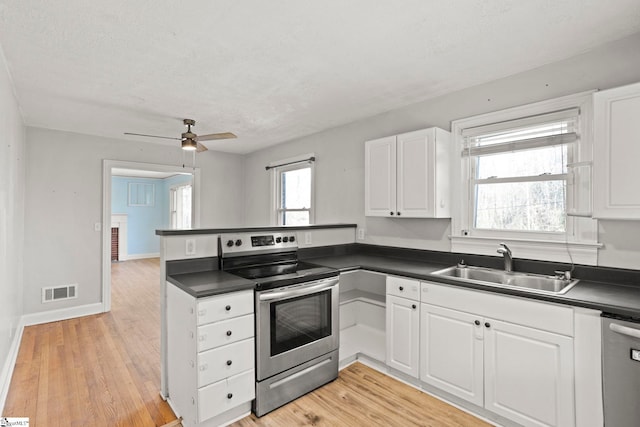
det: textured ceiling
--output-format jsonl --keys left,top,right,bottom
{"left": 0, "top": 1, "right": 639, "bottom": 154}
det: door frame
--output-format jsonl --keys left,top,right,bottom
{"left": 101, "top": 159, "right": 201, "bottom": 312}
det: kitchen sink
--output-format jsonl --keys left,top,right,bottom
{"left": 431, "top": 265, "right": 579, "bottom": 295}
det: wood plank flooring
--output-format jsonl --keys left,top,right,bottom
{"left": 232, "top": 362, "right": 492, "bottom": 427}
{"left": 4, "top": 258, "right": 491, "bottom": 427}
{"left": 3, "top": 258, "right": 177, "bottom": 427}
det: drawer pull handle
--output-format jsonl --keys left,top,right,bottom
{"left": 485, "top": 322, "right": 491, "bottom": 328}
{"left": 399, "top": 286, "right": 404, "bottom": 291}
{"left": 411, "top": 304, "right": 416, "bottom": 309}
{"left": 227, "top": 393, "right": 233, "bottom": 399}
{"left": 199, "top": 364, "right": 208, "bottom": 371}
{"left": 198, "top": 334, "right": 206, "bottom": 341}
{"left": 225, "top": 305, "right": 231, "bottom": 311}
{"left": 198, "top": 309, "right": 206, "bottom": 316}
{"left": 474, "top": 320, "right": 480, "bottom": 326}
{"left": 226, "top": 360, "right": 232, "bottom": 366}
{"left": 226, "top": 330, "right": 232, "bottom": 336}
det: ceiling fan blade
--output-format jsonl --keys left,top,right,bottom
{"left": 196, "top": 142, "right": 208, "bottom": 153}
{"left": 196, "top": 132, "right": 237, "bottom": 141}
{"left": 124, "top": 132, "right": 181, "bottom": 141}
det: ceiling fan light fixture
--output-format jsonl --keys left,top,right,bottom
{"left": 182, "top": 138, "right": 197, "bottom": 151}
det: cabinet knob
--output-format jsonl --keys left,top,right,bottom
{"left": 485, "top": 322, "right": 491, "bottom": 328}
{"left": 227, "top": 393, "right": 233, "bottom": 399}
{"left": 390, "top": 211, "right": 394, "bottom": 215}
{"left": 412, "top": 304, "right": 417, "bottom": 309}
{"left": 198, "top": 334, "right": 206, "bottom": 341}
{"left": 226, "top": 360, "right": 233, "bottom": 366}
{"left": 474, "top": 320, "right": 480, "bottom": 326}
{"left": 397, "top": 212, "right": 401, "bottom": 216}
{"left": 225, "top": 305, "right": 231, "bottom": 311}
{"left": 399, "top": 286, "right": 404, "bottom": 291}
{"left": 199, "top": 364, "right": 208, "bottom": 371}
{"left": 226, "top": 330, "right": 232, "bottom": 336}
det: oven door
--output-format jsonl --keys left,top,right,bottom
{"left": 256, "top": 276, "right": 339, "bottom": 381}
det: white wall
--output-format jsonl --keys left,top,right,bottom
{"left": 244, "top": 32, "right": 640, "bottom": 268}
{"left": 0, "top": 46, "right": 25, "bottom": 403}
{"left": 23, "top": 127, "right": 245, "bottom": 315}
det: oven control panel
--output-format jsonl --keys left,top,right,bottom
{"left": 220, "top": 232, "right": 298, "bottom": 256}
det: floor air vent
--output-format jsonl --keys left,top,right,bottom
{"left": 42, "top": 284, "right": 78, "bottom": 303}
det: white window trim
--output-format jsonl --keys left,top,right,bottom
{"left": 269, "top": 153, "right": 316, "bottom": 226}
{"left": 450, "top": 91, "right": 601, "bottom": 265}
{"left": 169, "top": 182, "right": 193, "bottom": 229}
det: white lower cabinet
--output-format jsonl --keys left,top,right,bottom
{"left": 420, "top": 304, "right": 483, "bottom": 406}
{"left": 484, "top": 320, "right": 574, "bottom": 427}
{"left": 167, "top": 284, "right": 255, "bottom": 427}
{"left": 419, "top": 281, "right": 575, "bottom": 427}
{"left": 386, "top": 276, "right": 420, "bottom": 377}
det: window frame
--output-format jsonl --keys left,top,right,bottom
{"left": 270, "top": 154, "right": 315, "bottom": 226}
{"left": 450, "top": 91, "right": 600, "bottom": 264}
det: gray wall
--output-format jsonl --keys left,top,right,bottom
{"left": 23, "top": 127, "right": 245, "bottom": 315}
{"left": 0, "top": 48, "right": 25, "bottom": 399}
{"left": 244, "top": 32, "right": 640, "bottom": 269}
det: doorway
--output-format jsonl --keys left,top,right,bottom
{"left": 102, "top": 160, "right": 201, "bottom": 312}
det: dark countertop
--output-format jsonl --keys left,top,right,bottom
{"left": 156, "top": 223, "right": 356, "bottom": 236}
{"left": 167, "top": 270, "right": 256, "bottom": 298}
{"left": 304, "top": 253, "right": 640, "bottom": 318}
{"left": 163, "top": 244, "right": 640, "bottom": 317}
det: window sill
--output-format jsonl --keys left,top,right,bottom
{"left": 450, "top": 235, "right": 601, "bottom": 265}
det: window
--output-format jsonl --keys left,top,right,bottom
{"left": 170, "top": 184, "right": 192, "bottom": 229}
{"left": 465, "top": 112, "right": 577, "bottom": 234}
{"left": 273, "top": 159, "right": 314, "bottom": 226}
{"left": 128, "top": 182, "right": 154, "bottom": 206}
{"left": 451, "top": 92, "right": 599, "bottom": 264}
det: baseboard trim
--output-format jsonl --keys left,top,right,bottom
{"left": 120, "top": 252, "right": 160, "bottom": 261}
{"left": 0, "top": 318, "right": 25, "bottom": 414}
{"left": 22, "top": 302, "right": 105, "bottom": 327}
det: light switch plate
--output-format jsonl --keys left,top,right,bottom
{"left": 185, "top": 239, "right": 196, "bottom": 256}
{"left": 631, "top": 348, "right": 640, "bottom": 362}
{"left": 94, "top": 222, "right": 102, "bottom": 232}
{"left": 357, "top": 228, "right": 365, "bottom": 240}
{"left": 304, "top": 232, "right": 312, "bottom": 245}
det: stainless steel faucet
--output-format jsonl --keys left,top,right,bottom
{"left": 497, "top": 243, "right": 513, "bottom": 272}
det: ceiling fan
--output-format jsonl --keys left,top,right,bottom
{"left": 124, "top": 119, "right": 237, "bottom": 152}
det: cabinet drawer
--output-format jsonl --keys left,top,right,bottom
{"left": 198, "top": 338, "right": 255, "bottom": 387}
{"left": 197, "top": 369, "right": 255, "bottom": 422}
{"left": 386, "top": 276, "right": 420, "bottom": 300}
{"left": 197, "top": 290, "right": 253, "bottom": 325}
{"left": 197, "top": 314, "right": 254, "bottom": 352}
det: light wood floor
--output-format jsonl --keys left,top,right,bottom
{"left": 4, "top": 258, "right": 491, "bottom": 427}
{"left": 232, "top": 362, "right": 492, "bottom": 427}
{"left": 4, "top": 258, "right": 177, "bottom": 427}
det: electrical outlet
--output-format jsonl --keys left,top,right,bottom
{"left": 94, "top": 222, "right": 102, "bottom": 232}
{"left": 304, "top": 232, "right": 312, "bottom": 245}
{"left": 357, "top": 228, "right": 365, "bottom": 240}
{"left": 185, "top": 239, "right": 196, "bottom": 255}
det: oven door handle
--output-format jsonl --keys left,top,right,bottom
{"left": 258, "top": 277, "right": 339, "bottom": 302}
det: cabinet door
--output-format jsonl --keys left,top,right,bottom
{"left": 397, "top": 129, "right": 434, "bottom": 217}
{"left": 484, "top": 319, "right": 574, "bottom": 427}
{"left": 420, "top": 304, "right": 483, "bottom": 406}
{"left": 593, "top": 82, "right": 640, "bottom": 219}
{"left": 365, "top": 136, "right": 397, "bottom": 216}
{"left": 386, "top": 295, "right": 419, "bottom": 377}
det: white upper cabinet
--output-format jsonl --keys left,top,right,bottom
{"left": 365, "top": 135, "right": 397, "bottom": 216}
{"left": 593, "top": 81, "right": 640, "bottom": 219}
{"left": 365, "top": 127, "right": 451, "bottom": 218}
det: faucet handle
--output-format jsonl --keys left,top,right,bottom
{"left": 554, "top": 270, "right": 571, "bottom": 280}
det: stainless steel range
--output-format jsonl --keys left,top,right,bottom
{"left": 220, "top": 232, "right": 340, "bottom": 416}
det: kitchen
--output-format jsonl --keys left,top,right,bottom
{"left": 1, "top": 2, "right": 640, "bottom": 427}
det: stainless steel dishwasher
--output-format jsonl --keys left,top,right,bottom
{"left": 602, "top": 314, "right": 640, "bottom": 426}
